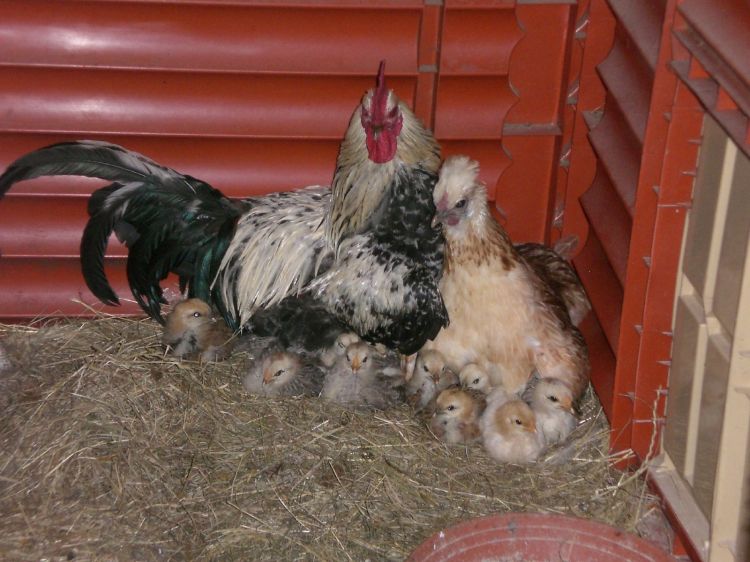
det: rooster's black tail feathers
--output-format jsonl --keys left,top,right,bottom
{"left": 0, "top": 141, "right": 242, "bottom": 325}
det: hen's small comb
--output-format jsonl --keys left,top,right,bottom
{"left": 372, "top": 60, "right": 389, "bottom": 122}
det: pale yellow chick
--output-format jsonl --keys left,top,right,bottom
{"left": 529, "top": 377, "right": 578, "bottom": 445}
{"left": 406, "top": 349, "right": 458, "bottom": 411}
{"left": 481, "top": 399, "right": 545, "bottom": 464}
{"left": 162, "top": 298, "right": 233, "bottom": 361}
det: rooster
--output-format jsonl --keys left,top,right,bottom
{"left": 424, "top": 155, "right": 590, "bottom": 400}
{"left": 0, "top": 63, "right": 447, "bottom": 355}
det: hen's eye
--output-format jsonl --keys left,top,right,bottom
{"left": 548, "top": 395, "right": 559, "bottom": 403}
{"left": 193, "top": 311, "right": 201, "bottom": 318}
{"left": 274, "top": 369, "right": 285, "bottom": 378}
{"left": 455, "top": 199, "right": 467, "bottom": 209}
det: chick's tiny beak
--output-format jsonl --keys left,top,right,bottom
{"left": 351, "top": 358, "right": 361, "bottom": 373}
{"left": 262, "top": 370, "right": 272, "bottom": 385}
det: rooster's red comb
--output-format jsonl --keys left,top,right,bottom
{"left": 371, "top": 60, "right": 389, "bottom": 123}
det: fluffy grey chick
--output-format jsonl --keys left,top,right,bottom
{"left": 529, "top": 377, "right": 578, "bottom": 445}
{"left": 319, "top": 331, "right": 361, "bottom": 368}
{"left": 243, "top": 350, "right": 324, "bottom": 397}
{"left": 322, "top": 341, "right": 403, "bottom": 410}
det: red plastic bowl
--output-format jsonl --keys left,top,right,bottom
{"left": 408, "top": 512, "right": 677, "bottom": 562}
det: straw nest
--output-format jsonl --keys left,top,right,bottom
{"left": 0, "top": 315, "right": 656, "bottom": 561}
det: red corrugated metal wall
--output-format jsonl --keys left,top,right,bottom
{"left": 0, "top": 0, "right": 579, "bottom": 321}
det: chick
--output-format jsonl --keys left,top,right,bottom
{"left": 458, "top": 363, "right": 493, "bottom": 395}
{"left": 319, "top": 331, "right": 361, "bottom": 368}
{"left": 430, "top": 387, "right": 486, "bottom": 444}
{"left": 406, "top": 349, "right": 458, "bottom": 411}
{"left": 481, "top": 399, "right": 545, "bottom": 464}
{"left": 321, "top": 341, "right": 403, "bottom": 410}
{"left": 529, "top": 377, "right": 578, "bottom": 445}
{"left": 162, "top": 298, "right": 233, "bottom": 361}
{"left": 242, "top": 350, "right": 324, "bottom": 397}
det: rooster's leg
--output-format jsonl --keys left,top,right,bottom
{"left": 401, "top": 353, "right": 418, "bottom": 382}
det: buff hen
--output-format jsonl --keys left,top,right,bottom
{"left": 423, "top": 155, "right": 590, "bottom": 400}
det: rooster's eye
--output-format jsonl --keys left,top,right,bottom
{"left": 193, "top": 312, "right": 201, "bottom": 318}
{"left": 455, "top": 199, "right": 467, "bottom": 209}
{"left": 548, "top": 395, "right": 559, "bottom": 403}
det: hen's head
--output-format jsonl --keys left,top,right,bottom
{"left": 432, "top": 155, "right": 488, "bottom": 232}
{"left": 360, "top": 61, "right": 403, "bottom": 164}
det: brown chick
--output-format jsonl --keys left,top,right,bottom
{"left": 162, "top": 298, "right": 233, "bottom": 361}
{"left": 423, "top": 156, "right": 590, "bottom": 400}
{"left": 481, "top": 399, "right": 545, "bottom": 464}
{"left": 430, "top": 387, "right": 486, "bottom": 444}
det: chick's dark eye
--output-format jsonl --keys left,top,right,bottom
{"left": 362, "top": 357, "right": 368, "bottom": 363}
{"left": 274, "top": 370, "right": 285, "bottom": 378}
{"left": 193, "top": 312, "right": 201, "bottom": 318}
{"left": 472, "top": 378, "right": 480, "bottom": 385}
{"left": 447, "top": 405, "right": 456, "bottom": 411}
{"left": 423, "top": 364, "right": 429, "bottom": 372}
{"left": 514, "top": 418, "right": 523, "bottom": 425}
{"left": 548, "top": 395, "right": 559, "bottom": 402}
{"left": 455, "top": 199, "right": 467, "bottom": 209}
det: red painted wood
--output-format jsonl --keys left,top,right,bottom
{"left": 0, "top": 257, "right": 164, "bottom": 320}
{"left": 574, "top": 231, "right": 624, "bottom": 351}
{"left": 0, "top": 69, "right": 417, "bottom": 138}
{"left": 580, "top": 168, "right": 632, "bottom": 284}
{"left": 0, "top": 1, "right": 422, "bottom": 73}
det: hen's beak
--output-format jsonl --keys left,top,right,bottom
{"left": 431, "top": 212, "right": 444, "bottom": 230}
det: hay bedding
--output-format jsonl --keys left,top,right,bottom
{"left": 0, "top": 316, "right": 655, "bottom": 561}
